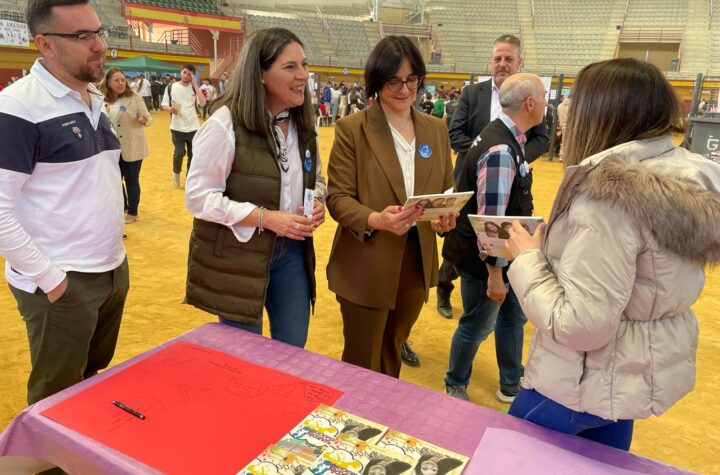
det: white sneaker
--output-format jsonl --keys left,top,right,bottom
{"left": 173, "top": 173, "right": 181, "bottom": 188}
{"left": 496, "top": 387, "right": 517, "bottom": 404}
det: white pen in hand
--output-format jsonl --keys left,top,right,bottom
{"left": 112, "top": 400, "right": 146, "bottom": 420}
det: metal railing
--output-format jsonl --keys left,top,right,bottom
{"left": 316, "top": 5, "right": 339, "bottom": 55}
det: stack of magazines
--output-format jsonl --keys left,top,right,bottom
{"left": 238, "top": 404, "right": 468, "bottom": 475}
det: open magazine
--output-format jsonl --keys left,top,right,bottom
{"left": 403, "top": 191, "right": 473, "bottom": 221}
{"left": 467, "top": 215, "right": 544, "bottom": 260}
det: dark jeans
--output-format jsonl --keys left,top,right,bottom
{"left": 119, "top": 158, "right": 142, "bottom": 216}
{"left": 171, "top": 130, "right": 196, "bottom": 174}
{"left": 151, "top": 93, "right": 160, "bottom": 111}
{"left": 437, "top": 258, "right": 459, "bottom": 293}
{"left": 9, "top": 258, "right": 129, "bottom": 405}
{"left": 445, "top": 272, "right": 526, "bottom": 393}
{"left": 202, "top": 100, "right": 212, "bottom": 119}
{"left": 142, "top": 95, "right": 152, "bottom": 111}
{"left": 219, "top": 238, "right": 311, "bottom": 348}
{"left": 495, "top": 286, "right": 527, "bottom": 392}
{"left": 509, "top": 389, "right": 635, "bottom": 451}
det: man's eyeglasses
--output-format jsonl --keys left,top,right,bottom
{"left": 386, "top": 75, "right": 422, "bottom": 92}
{"left": 40, "top": 27, "right": 109, "bottom": 43}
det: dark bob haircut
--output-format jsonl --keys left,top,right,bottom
{"left": 364, "top": 35, "right": 426, "bottom": 100}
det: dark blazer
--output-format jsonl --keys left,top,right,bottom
{"left": 448, "top": 79, "right": 548, "bottom": 181}
{"left": 326, "top": 104, "right": 454, "bottom": 309}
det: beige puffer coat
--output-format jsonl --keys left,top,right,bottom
{"left": 508, "top": 136, "right": 720, "bottom": 421}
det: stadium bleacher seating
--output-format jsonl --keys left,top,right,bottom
{"left": 3, "top": 0, "right": 719, "bottom": 77}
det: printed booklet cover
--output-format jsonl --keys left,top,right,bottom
{"left": 238, "top": 445, "right": 315, "bottom": 475}
{"left": 467, "top": 214, "right": 544, "bottom": 260}
{"left": 403, "top": 191, "right": 474, "bottom": 221}
{"left": 376, "top": 429, "right": 468, "bottom": 475}
{"left": 305, "top": 435, "right": 414, "bottom": 475}
{"left": 270, "top": 406, "right": 468, "bottom": 475}
{"left": 286, "top": 404, "right": 389, "bottom": 445}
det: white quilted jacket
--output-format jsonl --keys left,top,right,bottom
{"left": 509, "top": 136, "right": 720, "bottom": 420}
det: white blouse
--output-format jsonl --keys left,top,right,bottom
{"left": 388, "top": 123, "right": 416, "bottom": 199}
{"left": 186, "top": 105, "right": 327, "bottom": 243}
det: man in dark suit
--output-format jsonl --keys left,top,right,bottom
{"left": 150, "top": 75, "right": 165, "bottom": 111}
{"left": 437, "top": 34, "right": 548, "bottom": 318}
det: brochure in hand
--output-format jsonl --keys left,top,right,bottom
{"left": 403, "top": 191, "right": 474, "bottom": 221}
{"left": 467, "top": 214, "right": 544, "bottom": 260}
{"left": 376, "top": 429, "right": 469, "bottom": 475}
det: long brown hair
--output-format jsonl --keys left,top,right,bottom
{"left": 99, "top": 67, "right": 134, "bottom": 103}
{"left": 563, "top": 58, "right": 685, "bottom": 167}
{"left": 210, "top": 28, "right": 314, "bottom": 141}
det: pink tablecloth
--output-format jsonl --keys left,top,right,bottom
{"left": 0, "top": 323, "right": 692, "bottom": 474}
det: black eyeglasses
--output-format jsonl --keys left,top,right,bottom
{"left": 40, "top": 27, "right": 109, "bottom": 43}
{"left": 386, "top": 75, "right": 423, "bottom": 92}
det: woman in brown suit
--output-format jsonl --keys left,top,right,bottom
{"left": 326, "top": 36, "right": 456, "bottom": 377}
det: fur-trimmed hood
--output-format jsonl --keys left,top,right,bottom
{"left": 554, "top": 136, "right": 720, "bottom": 266}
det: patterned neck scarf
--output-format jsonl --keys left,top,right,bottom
{"left": 271, "top": 110, "right": 290, "bottom": 173}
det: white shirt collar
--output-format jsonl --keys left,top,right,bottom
{"left": 31, "top": 59, "right": 102, "bottom": 99}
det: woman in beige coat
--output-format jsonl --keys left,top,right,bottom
{"left": 100, "top": 67, "right": 151, "bottom": 224}
{"left": 504, "top": 58, "right": 720, "bottom": 450}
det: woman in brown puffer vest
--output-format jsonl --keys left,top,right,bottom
{"left": 184, "top": 28, "right": 327, "bottom": 348}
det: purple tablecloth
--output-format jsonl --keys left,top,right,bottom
{"left": 0, "top": 323, "right": 692, "bottom": 474}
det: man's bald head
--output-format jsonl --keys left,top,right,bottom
{"left": 499, "top": 74, "right": 543, "bottom": 112}
{"left": 498, "top": 73, "right": 546, "bottom": 131}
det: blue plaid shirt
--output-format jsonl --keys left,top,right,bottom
{"left": 475, "top": 114, "right": 527, "bottom": 266}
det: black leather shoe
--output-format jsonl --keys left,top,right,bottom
{"left": 401, "top": 342, "right": 420, "bottom": 366}
{"left": 437, "top": 287, "right": 453, "bottom": 318}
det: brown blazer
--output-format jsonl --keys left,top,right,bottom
{"left": 326, "top": 104, "right": 454, "bottom": 309}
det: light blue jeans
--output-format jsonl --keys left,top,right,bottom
{"left": 220, "top": 238, "right": 310, "bottom": 348}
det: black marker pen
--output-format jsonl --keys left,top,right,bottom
{"left": 112, "top": 400, "right": 146, "bottom": 420}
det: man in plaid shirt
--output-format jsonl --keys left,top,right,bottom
{"left": 442, "top": 74, "right": 547, "bottom": 403}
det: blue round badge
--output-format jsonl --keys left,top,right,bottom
{"left": 119, "top": 105, "right": 127, "bottom": 112}
{"left": 418, "top": 143, "right": 432, "bottom": 159}
{"left": 304, "top": 150, "right": 313, "bottom": 172}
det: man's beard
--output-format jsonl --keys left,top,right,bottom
{"left": 73, "top": 59, "right": 105, "bottom": 83}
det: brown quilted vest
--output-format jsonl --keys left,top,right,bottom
{"left": 185, "top": 121, "right": 318, "bottom": 325}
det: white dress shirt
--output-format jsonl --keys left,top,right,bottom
{"left": 186, "top": 106, "right": 327, "bottom": 243}
{"left": 491, "top": 78, "right": 502, "bottom": 122}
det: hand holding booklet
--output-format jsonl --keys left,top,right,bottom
{"left": 468, "top": 215, "right": 544, "bottom": 260}
{"left": 403, "top": 191, "right": 473, "bottom": 221}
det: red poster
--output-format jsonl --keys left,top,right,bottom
{"left": 41, "top": 342, "right": 343, "bottom": 474}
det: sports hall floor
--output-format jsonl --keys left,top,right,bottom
{"left": 0, "top": 111, "right": 717, "bottom": 474}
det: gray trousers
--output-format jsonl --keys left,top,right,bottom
{"left": 10, "top": 258, "right": 129, "bottom": 405}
